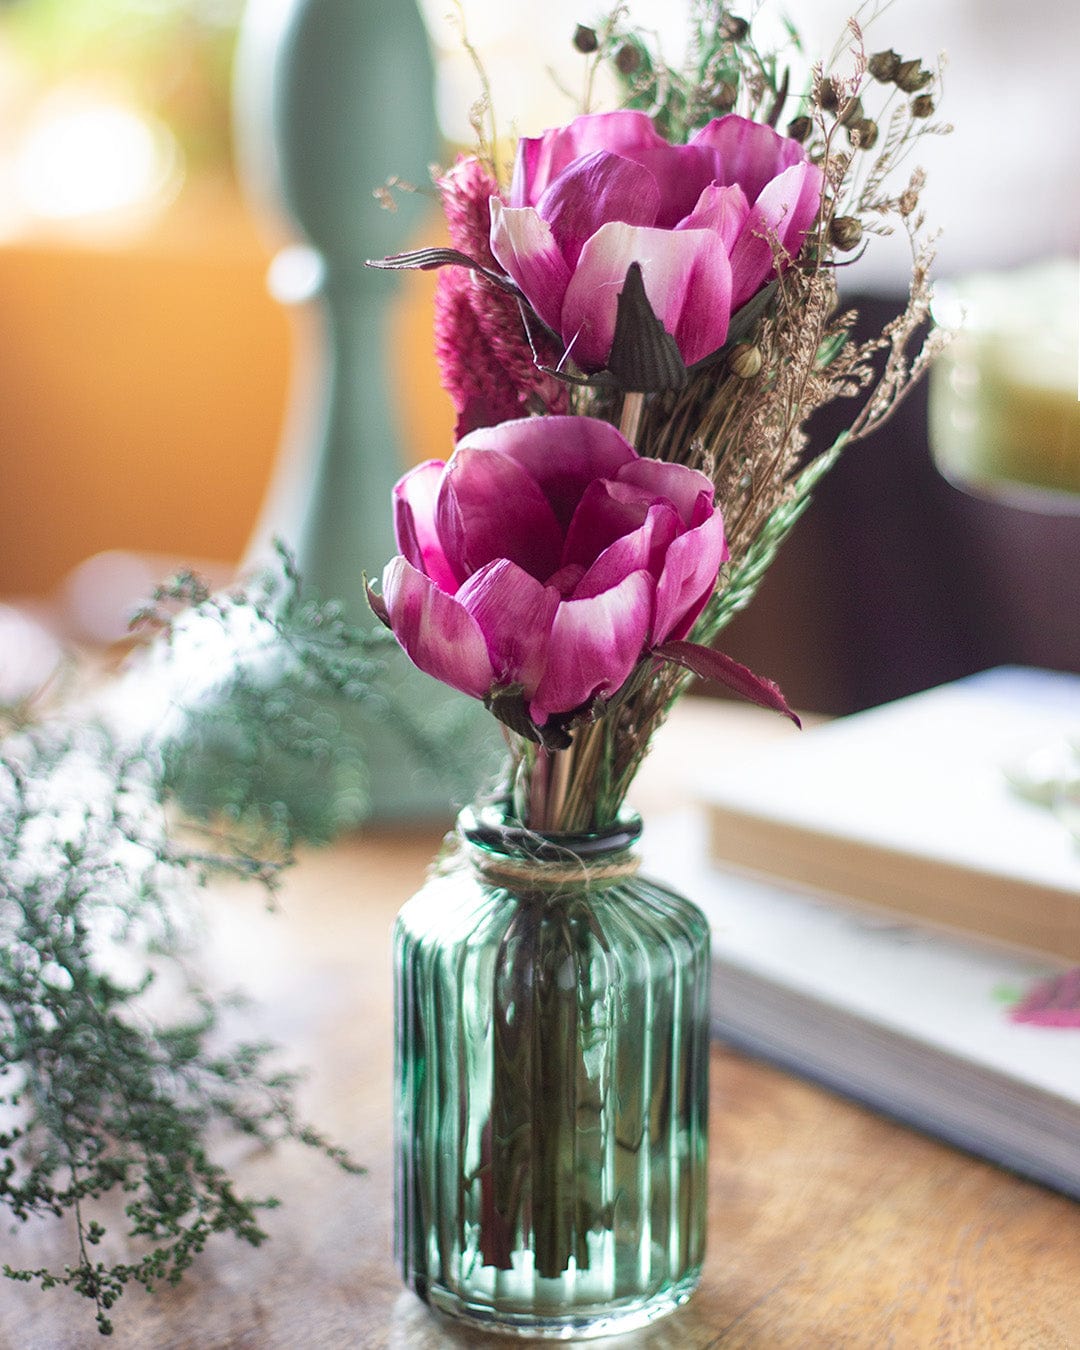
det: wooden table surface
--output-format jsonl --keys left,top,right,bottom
{"left": 3, "top": 702, "right": 1079, "bottom": 1348}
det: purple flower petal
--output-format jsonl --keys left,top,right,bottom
{"left": 729, "top": 160, "right": 823, "bottom": 309}
{"left": 537, "top": 150, "right": 660, "bottom": 267}
{"left": 675, "top": 182, "right": 750, "bottom": 250}
{"left": 691, "top": 114, "right": 807, "bottom": 202}
{"left": 628, "top": 143, "right": 724, "bottom": 228}
{"left": 561, "top": 222, "right": 733, "bottom": 372}
{"left": 529, "top": 569, "right": 653, "bottom": 723}
{"left": 457, "top": 558, "right": 560, "bottom": 697}
{"left": 382, "top": 556, "right": 494, "bottom": 699}
{"left": 561, "top": 478, "right": 656, "bottom": 569}
{"left": 573, "top": 502, "right": 680, "bottom": 599}
{"left": 393, "top": 459, "right": 458, "bottom": 593}
{"left": 511, "top": 110, "right": 668, "bottom": 207}
{"left": 461, "top": 416, "right": 636, "bottom": 529}
{"left": 650, "top": 509, "right": 728, "bottom": 643}
{"left": 615, "top": 457, "right": 717, "bottom": 528}
{"left": 488, "top": 200, "right": 572, "bottom": 335}
{"left": 437, "top": 439, "right": 564, "bottom": 583}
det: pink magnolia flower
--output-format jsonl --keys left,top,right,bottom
{"left": 489, "top": 110, "right": 823, "bottom": 374}
{"left": 374, "top": 416, "right": 727, "bottom": 732}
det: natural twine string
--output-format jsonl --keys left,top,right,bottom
{"left": 470, "top": 850, "right": 641, "bottom": 892}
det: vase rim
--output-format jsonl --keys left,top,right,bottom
{"left": 458, "top": 801, "right": 643, "bottom": 861}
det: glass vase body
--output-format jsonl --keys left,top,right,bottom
{"left": 394, "top": 807, "right": 711, "bottom": 1339}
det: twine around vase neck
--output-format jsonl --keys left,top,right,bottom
{"left": 469, "top": 848, "right": 641, "bottom": 893}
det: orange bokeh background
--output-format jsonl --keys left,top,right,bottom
{"left": 0, "top": 186, "right": 454, "bottom": 599}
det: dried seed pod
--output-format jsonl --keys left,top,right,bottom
{"left": 829, "top": 215, "right": 863, "bottom": 251}
{"left": 721, "top": 13, "right": 749, "bottom": 41}
{"left": 786, "top": 114, "right": 813, "bottom": 144}
{"left": 818, "top": 76, "right": 841, "bottom": 112}
{"left": 728, "top": 343, "right": 762, "bottom": 379}
{"left": 709, "top": 80, "right": 738, "bottom": 111}
{"left": 895, "top": 59, "right": 932, "bottom": 93}
{"left": 911, "top": 94, "right": 934, "bottom": 119}
{"left": 868, "top": 49, "right": 901, "bottom": 82}
{"left": 898, "top": 187, "right": 919, "bottom": 217}
{"left": 573, "top": 24, "right": 599, "bottom": 53}
{"left": 848, "top": 118, "right": 879, "bottom": 150}
{"left": 839, "top": 95, "right": 864, "bottom": 127}
{"left": 615, "top": 42, "right": 642, "bottom": 74}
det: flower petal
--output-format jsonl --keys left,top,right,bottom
{"left": 381, "top": 556, "right": 494, "bottom": 699}
{"left": 561, "top": 223, "right": 733, "bottom": 371}
{"left": 529, "top": 569, "right": 653, "bottom": 723}
{"left": 561, "top": 477, "right": 655, "bottom": 569}
{"left": 511, "top": 110, "right": 668, "bottom": 207}
{"left": 651, "top": 508, "right": 728, "bottom": 643}
{"left": 460, "top": 416, "right": 636, "bottom": 529}
{"left": 393, "top": 459, "right": 458, "bottom": 594}
{"left": 729, "top": 160, "right": 823, "bottom": 309}
{"left": 690, "top": 114, "right": 807, "bottom": 202}
{"left": 537, "top": 150, "right": 660, "bottom": 268}
{"left": 437, "top": 439, "right": 564, "bottom": 583}
{"left": 573, "top": 502, "right": 680, "bottom": 600}
{"left": 488, "top": 200, "right": 572, "bottom": 336}
{"left": 615, "top": 457, "right": 717, "bottom": 528}
{"left": 675, "top": 182, "right": 750, "bottom": 251}
{"left": 457, "top": 558, "right": 560, "bottom": 697}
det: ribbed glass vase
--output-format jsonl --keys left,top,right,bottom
{"left": 394, "top": 803, "right": 710, "bottom": 1339}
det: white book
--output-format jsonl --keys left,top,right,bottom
{"left": 698, "top": 668, "right": 1080, "bottom": 960}
{"left": 643, "top": 812, "right": 1080, "bottom": 1199}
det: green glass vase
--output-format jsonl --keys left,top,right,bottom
{"left": 394, "top": 803, "right": 710, "bottom": 1339}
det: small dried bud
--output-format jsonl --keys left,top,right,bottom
{"left": 708, "top": 80, "right": 738, "bottom": 111}
{"left": 898, "top": 188, "right": 919, "bottom": 217}
{"left": 867, "top": 49, "right": 901, "bottom": 82}
{"left": 848, "top": 117, "right": 879, "bottom": 150}
{"left": 786, "top": 114, "right": 813, "bottom": 144}
{"left": 818, "top": 77, "right": 841, "bottom": 113}
{"left": 728, "top": 343, "right": 762, "bottom": 379}
{"left": 910, "top": 94, "right": 934, "bottom": 119}
{"left": 573, "top": 24, "right": 599, "bottom": 54}
{"left": 839, "top": 95, "right": 864, "bottom": 127}
{"left": 721, "top": 13, "right": 749, "bottom": 41}
{"left": 828, "top": 215, "right": 863, "bottom": 251}
{"left": 614, "top": 42, "right": 642, "bottom": 75}
{"left": 895, "top": 59, "right": 932, "bottom": 93}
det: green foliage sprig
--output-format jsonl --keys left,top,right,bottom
{"left": 0, "top": 548, "right": 390, "bottom": 1335}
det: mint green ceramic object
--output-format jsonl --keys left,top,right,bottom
{"left": 222, "top": 0, "right": 498, "bottom": 823}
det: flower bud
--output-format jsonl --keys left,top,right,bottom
{"left": 614, "top": 42, "right": 642, "bottom": 75}
{"left": 573, "top": 24, "right": 599, "bottom": 54}
{"left": 895, "top": 59, "right": 932, "bottom": 93}
{"left": 728, "top": 343, "right": 762, "bottom": 379}
{"left": 898, "top": 188, "right": 918, "bottom": 217}
{"left": 848, "top": 117, "right": 879, "bottom": 150}
{"left": 867, "top": 49, "right": 901, "bottom": 82}
{"left": 828, "top": 215, "right": 863, "bottom": 251}
{"left": 721, "top": 13, "right": 749, "bottom": 42}
{"left": 910, "top": 94, "right": 934, "bottom": 119}
{"left": 786, "top": 114, "right": 813, "bottom": 144}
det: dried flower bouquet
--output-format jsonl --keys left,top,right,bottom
{"left": 371, "top": 2, "right": 946, "bottom": 835}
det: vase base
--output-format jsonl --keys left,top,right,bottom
{"left": 416, "top": 1266, "right": 702, "bottom": 1341}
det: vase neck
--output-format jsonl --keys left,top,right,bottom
{"left": 458, "top": 803, "right": 642, "bottom": 893}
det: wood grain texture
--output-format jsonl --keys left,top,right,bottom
{"left": 2, "top": 702, "right": 1078, "bottom": 1348}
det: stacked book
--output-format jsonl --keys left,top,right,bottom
{"left": 643, "top": 668, "right": 1080, "bottom": 1199}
